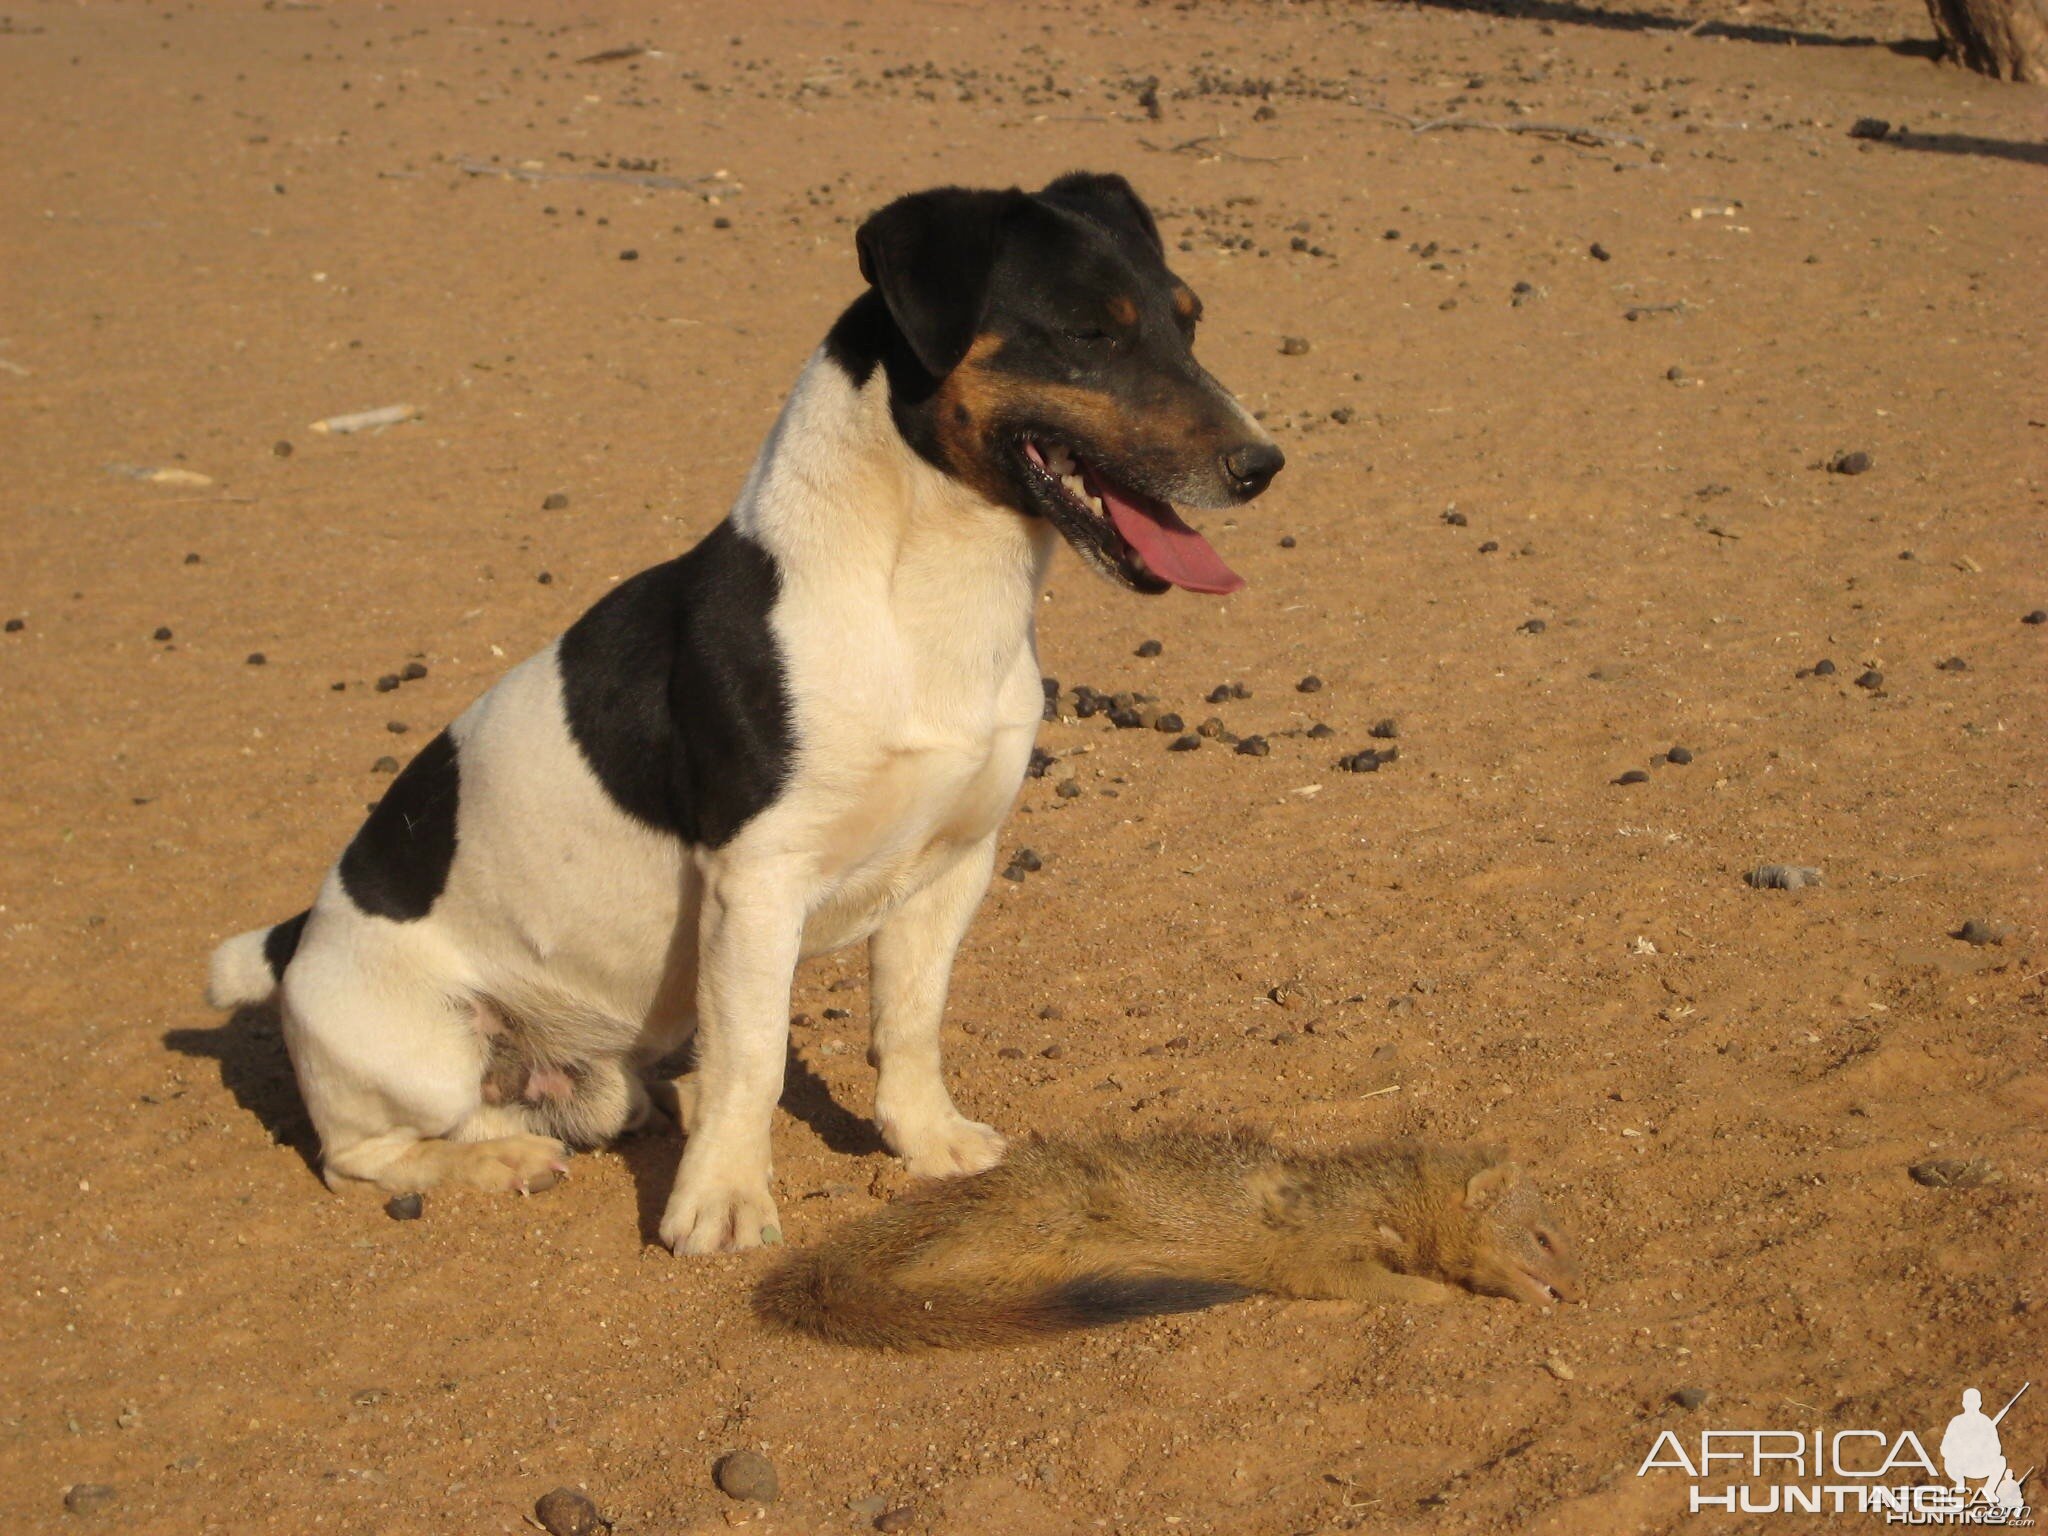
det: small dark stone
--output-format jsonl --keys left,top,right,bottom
{"left": 183, "top": 552, "right": 202, "bottom": 564}
{"left": 619, "top": 248, "right": 639, "bottom": 261}
{"left": 875, "top": 1507, "right": 918, "bottom": 1533}
{"left": 1478, "top": 540, "right": 1499, "bottom": 553}
{"left": 1296, "top": 675, "right": 1323, "bottom": 694}
{"left": 542, "top": 492, "right": 570, "bottom": 511}
{"left": 1235, "top": 735, "right": 1270, "bottom": 757}
{"left": 1589, "top": 242, "right": 1612, "bottom": 261}
{"left": 534, "top": 1486, "right": 602, "bottom": 1536}
{"left": 1279, "top": 335, "right": 1310, "bottom": 356}
{"left": 2022, "top": 610, "right": 2047, "bottom": 626}
{"left": 1670, "top": 1388, "right": 1710, "bottom": 1411}
{"left": 1039, "top": 1043, "right": 1066, "bottom": 1060}
{"left": 714, "top": 1451, "right": 779, "bottom": 1504}
{"left": 63, "top": 1484, "right": 118, "bottom": 1516}
{"left": 1253, "top": 103, "right": 1278, "bottom": 124}
{"left": 1279, "top": 533, "right": 1297, "bottom": 547}
{"left": 1812, "top": 658, "right": 1837, "bottom": 676}
{"left": 1134, "top": 638, "right": 1163, "bottom": 657}
{"left": 4, "top": 619, "right": 22, "bottom": 633}
{"left": 246, "top": 652, "right": 266, "bottom": 666}
{"left": 1329, "top": 408, "right": 1353, "bottom": 426}
{"left": 1830, "top": 450, "right": 1873, "bottom": 476}
{"left": 537, "top": 571, "right": 553, "bottom": 585}
{"left": 1369, "top": 718, "right": 1400, "bottom": 740}
{"left": 1855, "top": 669, "right": 1883, "bottom": 691}
{"left": 1954, "top": 918, "right": 2009, "bottom": 946}
{"left": 1231, "top": 681, "right": 1252, "bottom": 700}
{"left": 997, "top": 1046, "right": 1026, "bottom": 1060}
{"left": 271, "top": 439, "right": 295, "bottom": 459}
{"left": 1168, "top": 734, "right": 1201, "bottom": 752}
{"left": 1205, "top": 684, "right": 1232, "bottom": 704}
{"left": 1441, "top": 509, "right": 1468, "bottom": 527}
{"left": 712, "top": 215, "right": 732, "bottom": 230}
{"left": 1747, "top": 864, "right": 1821, "bottom": 891}
{"left": 1306, "top": 723, "right": 1335, "bottom": 739}
{"left": 822, "top": 1007, "right": 851, "bottom": 1021}
{"left": 1384, "top": 228, "right": 1401, "bottom": 240}
{"left": 385, "top": 1192, "right": 424, "bottom": 1221}
{"left": 1847, "top": 117, "right": 1891, "bottom": 140}
{"left": 1615, "top": 769, "right": 1650, "bottom": 785}
{"left": 401, "top": 661, "right": 428, "bottom": 681}
{"left": 1666, "top": 746, "right": 1693, "bottom": 765}
{"left": 1054, "top": 779, "right": 1083, "bottom": 798}
{"left": 1026, "top": 747, "right": 1055, "bottom": 778}
{"left": 1009, "top": 849, "right": 1043, "bottom": 874}
{"left": 1153, "top": 712, "right": 1184, "bottom": 733}
{"left": 153, "top": 626, "right": 173, "bottom": 641}
{"left": 386, "top": 721, "right": 409, "bottom": 734}
{"left": 371, "top": 756, "right": 400, "bottom": 774}
{"left": 376, "top": 674, "right": 401, "bottom": 692}
{"left": 1338, "top": 752, "right": 1380, "bottom": 773}
{"left": 1109, "top": 706, "right": 1144, "bottom": 730}
{"left": 1936, "top": 656, "right": 1967, "bottom": 671}
{"left": 1517, "top": 618, "right": 1547, "bottom": 635}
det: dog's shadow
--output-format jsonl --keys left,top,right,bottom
{"left": 162, "top": 1011, "right": 886, "bottom": 1243}
{"left": 619, "top": 1041, "right": 887, "bottom": 1244}
{"left": 162, "top": 1004, "right": 321, "bottom": 1172}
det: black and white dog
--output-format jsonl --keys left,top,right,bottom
{"left": 207, "top": 172, "right": 1284, "bottom": 1253}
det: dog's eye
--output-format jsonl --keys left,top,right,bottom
{"left": 1064, "top": 326, "right": 1114, "bottom": 345}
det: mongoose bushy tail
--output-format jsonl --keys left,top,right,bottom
{"left": 754, "top": 1130, "right": 1580, "bottom": 1350}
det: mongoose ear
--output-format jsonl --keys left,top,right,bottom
{"left": 1464, "top": 1161, "right": 1523, "bottom": 1210}
{"left": 855, "top": 186, "right": 1023, "bottom": 377}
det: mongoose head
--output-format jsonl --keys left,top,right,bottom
{"left": 1438, "top": 1153, "right": 1583, "bottom": 1306}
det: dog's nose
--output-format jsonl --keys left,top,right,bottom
{"left": 1223, "top": 441, "right": 1285, "bottom": 499}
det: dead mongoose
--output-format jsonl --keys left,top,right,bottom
{"left": 754, "top": 1130, "right": 1582, "bottom": 1349}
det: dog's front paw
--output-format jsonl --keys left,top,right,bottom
{"left": 896, "top": 1113, "right": 1007, "bottom": 1180}
{"left": 659, "top": 1170, "right": 780, "bottom": 1255}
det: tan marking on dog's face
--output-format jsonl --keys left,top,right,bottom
{"left": 1106, "top": 294, "right": 1138, "bottom": 327}
{"left": 1171, "top": 286, "right": 1200, "bottom": 323}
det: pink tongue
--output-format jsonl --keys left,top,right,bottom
{"left": 1088, "top": 471, "right": 1245, "bottom": 596}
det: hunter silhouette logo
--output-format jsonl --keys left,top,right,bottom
{"left": 1637, "top": 1380, "right": 2035, "bottom": 1522}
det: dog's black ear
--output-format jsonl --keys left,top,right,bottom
{"left": 855, "top": 187, "right": 1021, "bottom": 378}
{"left": 1038, "top": 171, "right": 1164, "bottom": 259}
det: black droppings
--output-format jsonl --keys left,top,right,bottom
{"left": 1134, "top": 638, "right": 1163, "bottom": 658}
{"left": 385, "top": 1192, "right": 424, "bottom": 1221}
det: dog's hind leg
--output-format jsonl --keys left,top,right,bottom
{"left": 281, "top": 933, "right": 570, "bottom": 1196}
{"left": 867, "top": 835, "right": 1006, "bottom": 1178}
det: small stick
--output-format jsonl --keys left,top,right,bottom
{"left": 1409, "top": 118, "right": 1647, "bottom": 149}
{"left": 454, "top": 157, "right": 727, "bottom": 194}
{"left": 310, "top": 404, "right": 420, "bottom": 435}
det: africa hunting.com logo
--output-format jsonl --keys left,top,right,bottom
{"left": 1637, "top": 1382, "right": 2034, "bottom": 1522}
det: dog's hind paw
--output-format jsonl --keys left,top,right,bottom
{"left": 451, "top": 1135, "right": 572, "bottom": 1195}
{"left": 897, "top": 1114, "right": 1007, "bottom": 1180}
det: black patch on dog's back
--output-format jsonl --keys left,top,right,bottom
{"left": 338, "top": 730, "right": 461, "bottom": 921}
{"left": 263, "top": 909, "right": 309, "bottom": 979}
{"left": 555, "top": 520, "right": 793, "bottom": 847}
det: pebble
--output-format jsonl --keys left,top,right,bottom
{"left": 1590, "top": 242, "right": 1612, "bottom": 261}
{"left": 534, "top": 1487, "right": 603, "bottom": 1536}
{"left": 1810, "top": 658, "right": 1837, "bottom": 677}
{"left": 1279, "top": 335, "right": 1310, "bottom": 356}
{"left": 1167, "top": 734, "right": 1201, "bottom": 752}
{"left": 376, "top": 674, "right": 401, "bottom": 692}
{"left": 619, "top": 249, "right": 638, "bottom": 261}
{"left": 1134, "top": 638, "right": 1163, "bottom": 657}
{"left": 1478, "top": 540, "right": 1499, "bottom": 553}
{"left": 1848, "top": 117, "right": 1891, "bottom": 140}
{"left": 1671, "top": 1388, "right": 1711, "bottom": 1411}
{"left": 401, "top": 661, "right": 428, "bottom": 681}
{"left": 1296, "top": 675, "right": 1323, "bottom": 694}
{"left": 1747, "top": 865, "right": 1822, "bottom": 891}
{"left": 1026, "top": 747, "right": 1055, "bottom": 778}
{"left": 537, "top": 572, "right": 553, "bottom": 585}
{"left": 1369, "top": 718, "right": 1400, "bottom": 740}
{"left": 875, "top": 1507, "right": 918, "bottom": 1532}
{"left": 63, "top": 1484, "right": 117, "bottom": 1515}
{"left": 1054, "top": 779, "right": 1083, "bottom": 798}
{"left": 1337, "top": 751, "right": 1381, "bottom": 773}
{"left": 714, "top": 1449, "right": 780, "bottom": 1504}
{"left": 1197, "top": 716, "right": 1227, "bottom": 739}
{"left": 1329, "top": 408, "right": 1352, "bottom": 425}
{"left": 1935, "top": 656, "right": 1967, "bottom": 672}
{"left": 1830, "top": 450, "right": 1873, "bottom": 476}
{"left": 4, "top": 618, "right": 23, "bottom": 632}
{"left": 997, "top": 1046, "right": 1025, "bottom": 1060}
{"left": 1854, "top": 669, "right": 1883, "bottom": 691}
{"left": 1306, "top": 722, "right": 1334, "bottom": 739}
{"left": 1441, "top": 509, "right": 1467, "bottom": 527}
{"left": 386, "top": 721, "right": 409, "bottom": 734}
{"left": 371, "top": 756, "right": 399, "bottom": 774}
{"left": 246, "top": 652, "right": 267, "bottom": 666}
{"left": 272, "top": 439, "right": 294, "bottom": 458}
{"left": 1040, "top": 1043, "right": 1066, "bottom": 1060}
{"left": 1614, "top": 769, "right": 1650, "bottom": 785}
{"left": 1666, "top": 746, "right": 1693, "bottom": 765}
{"left": 1908, "top": 1158, "right": 1998, "bottom": 1189}
{"left": 1279, "top": 533, "right": 1298, "bottom": 547}
{"left": 2023, "top": 610, "right": 2047, "bottom": 626}
{"left": 385, "top": 1192, "right": 424, "bottom": 1220}
{"left": 1109, "top": 706, "right": 1144, "bottom": 730}
{"left": 1154, "top": 712, "right": 1184, "bottom": 733}
{"left": 184, "top": 552, "right": 202, "bottom": 564}
{"left": 1235, "top": 735, "right": 1270, "bottom": 757}
{"left": 1544, "top": 1356, "right": 1575, "bottom": 1381}
{"left": 1954, "top": 918, "right": 2009, "bottom": 946}
{"left": 1517, "top": 618, "right": 1547, "bottom": 634}
{"left": 153, "top": 626, "right": 173, "bottom": 642}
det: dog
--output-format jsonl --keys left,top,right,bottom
{"left": 206, "top": 172, "right": 1284, "bottom": 1253}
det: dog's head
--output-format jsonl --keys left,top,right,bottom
{"left": 840, "top": 172, "right": 1284, "bottom": 596}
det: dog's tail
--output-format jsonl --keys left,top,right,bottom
{"left": 753, "top": 1246, "right": 1251, "bottom": 1351}
{"left": 205, "top": 910, "right": 310, "bottom": 1009}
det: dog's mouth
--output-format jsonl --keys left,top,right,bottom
{"left": 1018, "top": 437, "right": 1244, "bottom": 596}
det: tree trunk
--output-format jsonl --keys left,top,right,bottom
{"left": 1924, "top": 0, "right": 2048, "bottom": 81}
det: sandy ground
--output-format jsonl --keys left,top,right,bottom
{"left": 3, "top": 0, "right": 2045, "bottom": 1531}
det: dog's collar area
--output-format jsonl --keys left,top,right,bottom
{"left": 1019, "top": 436, "right": 1244, "bottom": 596}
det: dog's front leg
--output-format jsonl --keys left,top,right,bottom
{"left": 658, "top": 861, "right": 801, "bottom": 1254}
{"left": 868, "top": 835, "right": 1006, "bottom": 1178}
